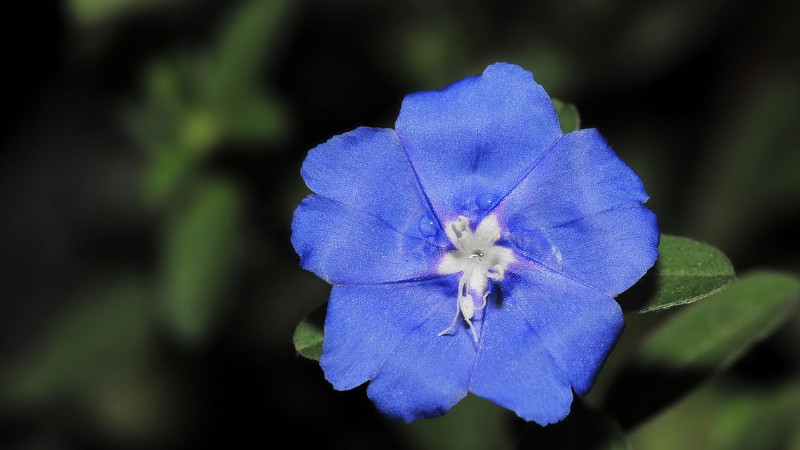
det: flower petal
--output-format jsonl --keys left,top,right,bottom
{"left": 499, "top": 129, "right": 658, "bottom": 295}
{"left": 301, "top": 127, "right": 445, "bottom": 244}
{"left": 470, "top": 295, "right": 573, "bottom": 424}
{"left": 503, "top": 263, "right": 624, "bottom": 396}
{"left": 395, "top": 63, "right": 562, "bottom": 221}
{"left": 508, "top": 204, "right": 658, "bottom": 297}
{"left": 499, "top": 128, "right": 649, "bottom": 227}
{"left": 366, "top": 290, "right": 476, "bottom": 422}
{"left": 320, "top": 278, "right": 454, "bottom": 390}
{"left": 291, "top": 195, "right": 443, "bottom": 284}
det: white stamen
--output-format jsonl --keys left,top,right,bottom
{"left": 437, "top": 214, "right": 515, "bottom": 344}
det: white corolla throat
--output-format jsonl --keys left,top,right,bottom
{"left": 437, "top": 214, "right": 515, "bottom": 343}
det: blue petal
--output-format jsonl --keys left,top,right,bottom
{"left": 499, "top": 129, "right": 659, "bottom": 295}
{"left": 320, "top": 278, "right": 455, "bottom": 390}
{"left": 301, "top": 127, "right": 446, "bottom": 245}
{"left": 508, "top": 204, "right": 658, "bottom": 297}
{"left": 366, "top": 287, "right": 476, "bottom": 422}
{"left": 469, "top": 293, "right": 573, "bottom": 425}
{"left": 291, "top": 195, "right": 443, "bottom": 284}
{"left": 499, "top": 128, "right": 649, "bottom": 226}
{"left": 395, "top": 63, "right": 562, "bottom": 221}
{"left": 503, "top": 262, "right": 624, "bottom": 396}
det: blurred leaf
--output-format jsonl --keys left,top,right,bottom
{"left": 209, "top": 0, "right": 293, "bottom": 102}
{"left": 607, "top": 271, "right": 800, "bottom": 428}
{"left": 394, "top": 23, "right": 472, "bottom": 88}
{"left": 207, "top": 0, "right": 294, "bottom": 143}
{"left": 129, "top": 0, "right": 295, "bottom": 164}
{"left": 178, "top": 109, "right": 220, "bottom": 156}
{"left": 635, "top": 271, "right": 798, "bottom": 368}
{"left": 790, "top": 418, "right": 800, "bottom": 450}
{"left": 79, "top": 365, "right": 180, "bottom": 441}
{"left": 219, "top": 96, "right": 287, "bottom": 142}
{"left": 713, "top": 383, "right": 800, "bottom": 450}
{"left": 132, "top": 60, "right": 214, "bottom": 206}
{"left": 293, "top": 301, "right": 326, "bottom": 361}
{"left": 519, "top": 400, "right": 631, "bottom": 450}
{"left": 552, "top": 99, "right": 581, "bottom": 133}
{"left": 780, "top": 298, "right": 800, "bottom": 368}
{"left": 631, "top": 381, "right": 800, "bottom": 450}
{"left": 68, "top": 0, "right": 182, "bottom": 26}
{"left": 147, "top": 60, "right": 188, "bottom": 117}
{"left": 160, "top": 178, "right": 243, "bottom": 345}
{"left": 620, "top": 235, "right": 735, "bottom": 313}
{"left": 128, "top": 61, "right": 188, "bottom": 153}
{"left": 1, "top": 277, "right": 152, "bottom": 407}
{"left": 143, "top": 147, "right": 193, "bottom": 206}
{"left": 511, "top": 49, "right": 576, "bottom": 95}
{"left": 141, "top": 59, "right": 221, "bottom": 156}
{"left": 406, "top": 395, "right": 513, "bottom": 450}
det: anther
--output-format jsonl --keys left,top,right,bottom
{"left": 468, "top": 249, "right": 484, "bottom": 259}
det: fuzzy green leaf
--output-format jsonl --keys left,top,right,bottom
{"left": 552, "top": 99, "right": 581, "bottom": 133}
{"left": 619, "top": 235, "right": 735, "bottom": 313}
{"left": 293, "top": 302, "right": 326, "bottom": 361}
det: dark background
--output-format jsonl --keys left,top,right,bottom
{"left": 1, "top": 0, "right": 799, "bottom": 449}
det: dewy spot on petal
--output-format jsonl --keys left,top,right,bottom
{"left": 418, "top": 215, "right": 439, "bottom": 238}
{"left": 437, "top": 214, "right": 515, "bottom": 343}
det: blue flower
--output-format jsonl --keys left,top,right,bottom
{"left": 291, "top": 63, "right": 658, "bottom": 424}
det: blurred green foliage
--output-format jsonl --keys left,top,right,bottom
{"left": 160, "top": 178, "right": 243, "bottom": 345}
{"left": 632, "top": 381, "right": 800, "bottom": 450}
{"left": 129, "top": 0, "right": 293, "bottom": 206}
{"left": 632, "top": 272, "right": 799, "bottom": 372}
{"left": 552, "top": 99, "right": 581, "bottom": 134}
{"left": 69, "top": 0, "right": 182, "bottom": 25}
{"left": 2, "top": 0, "right": 800, "bottom": 449}
{"left": 607, "top": 272, "right": 800, "bottom": 429}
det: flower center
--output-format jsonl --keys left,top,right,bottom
{"left": 437, "top": 214, "right": 515, "bottom": 343}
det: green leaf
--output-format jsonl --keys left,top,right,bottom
{"left": 219, "top": 96, "right": 287, "bottom": 142}
{"left": 293, "top": 302, "right": 326, "bottom": 361}
{"left": 636, "top": 271, "right": 798, "bottom": 368}
{"left": 631, "top": 381, "right": 800, "bottom": 450}
{"left": 206, "top": 0, "right": 294, "bottom": 144}
{"left": 160, "top": 178, "right": 243, "bottom": 345}
{"left": 552, "top": 98, "right": 581, "bottom": 133}
{"left": 790, "top": 418, "right": 800, "bottom": 450}
{"left": 607, "top": 271, "right": 800, "bottom": 429}
{"left": 209, "top": 0, "right": 293, "bottom": 102}
{"left": 619, "top": 235, "right": 735, "bottom": 313}
{"left": 142, "top": 148, "right": 193, "bottom": 207}
{"left": 713, "top": 382, "right": 800, "bottom": 450}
